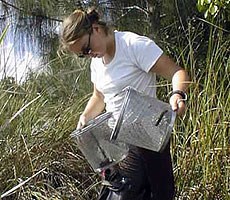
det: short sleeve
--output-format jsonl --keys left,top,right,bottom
{"left": 129, "top": 35, "right": 163, "bottom": 72}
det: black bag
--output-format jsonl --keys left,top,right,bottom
{"left": 98, "top": 168, "right": 152, "bottom": 200}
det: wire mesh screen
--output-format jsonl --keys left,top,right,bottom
{"left": 71, "top": 112, "right": 128, "bottom": 172}
{"left": 111, "top": 87, "right": 176, "bottom": 152}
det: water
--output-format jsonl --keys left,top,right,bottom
{"left": 0, "top": 0, "right": 149, "bottom": 83}
{"left": 0, "top": 1, "right": 63, "bottom": 82}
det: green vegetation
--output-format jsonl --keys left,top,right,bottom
{"left": 197, "top": 0, "right": 230, "bottom": 19}
{"left": 171, "top": 25, "right": 229, "bottom": 200}
{"left": 0, "top": 24, "right": 9, "bottom": 45}
{"left": 0, "top": 0, "right": 229, "bottom": 199}
{"left": 0, "top": 55, "right": 97, "bottom": 199}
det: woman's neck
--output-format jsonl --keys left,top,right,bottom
{"left": 103, "top": 32, "right": 115, "bottom": 65}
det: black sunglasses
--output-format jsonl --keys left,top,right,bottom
{"left": 78, "top": 33, "right": 91, "bottom": 58}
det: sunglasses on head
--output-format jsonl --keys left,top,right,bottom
{"left": 78, "top": 33, "right": 91, "bottom": 58}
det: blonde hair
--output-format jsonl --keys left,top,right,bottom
{"left": 59, "top": 8, "right": 110, "bottom": 52}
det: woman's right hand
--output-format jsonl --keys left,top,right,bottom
{"left": 77, "top": 114, "right": 88, "bottom": 130}
{"left": 76, "top": 85, "right": 105, "bottom": 130}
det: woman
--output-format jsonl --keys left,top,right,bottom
{"left": 60, "top": 8, "right": 190, "bottom": 200}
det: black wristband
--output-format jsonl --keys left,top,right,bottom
{"left": 170, "top": 90, "right": 187, "bottom": 100}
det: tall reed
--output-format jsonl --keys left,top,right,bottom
{"left": 0, "top": 55, "right": 100, "bottom": 199}
{"left": 170, "top": 20, "right": 229, "bottom": 199}
{"left": 0, "top": 14, "right": 229, "bottom": 200}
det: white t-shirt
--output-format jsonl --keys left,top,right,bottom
{"left": 90, "top": 31, "right": 163, "bottom": 116}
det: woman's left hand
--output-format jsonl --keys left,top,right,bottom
{"left": 169, "top": 94, "right": 186, "bottom": 116}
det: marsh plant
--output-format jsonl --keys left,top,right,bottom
{"left": 0, "top": 1, "right": 229, "bottom": 200}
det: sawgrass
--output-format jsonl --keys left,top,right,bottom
{"left": 0, "top": 10, "right": 229, "bottom": 200}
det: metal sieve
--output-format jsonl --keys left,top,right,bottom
{"left": 71, "top": 112, "right": 128, "bottom": 172}
{"left": 110, "top": 87, "right": 176, "bottom": 152}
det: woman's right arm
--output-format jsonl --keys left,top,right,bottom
{"left": 77, "top": 84, "right": 105, "bottom": 129}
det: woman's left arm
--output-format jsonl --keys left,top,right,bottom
{"left": 150, "top": 54, "right": 190, "bottom": 116}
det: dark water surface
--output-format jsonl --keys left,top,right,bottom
{"left": 0, "top": 0, "right": 155, "bottom": 82}
{"left": 0, "top": 0, "right": 68, "bottom": 82}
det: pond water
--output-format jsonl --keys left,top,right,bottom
{"left": 0, "top": 1, "right": 63, "bottom": 82}
{"left": 0, "top": 0, "right": 151, "bottom": 83}
{"left": 0, "top": 0, "right": 115, "bottom": 83}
